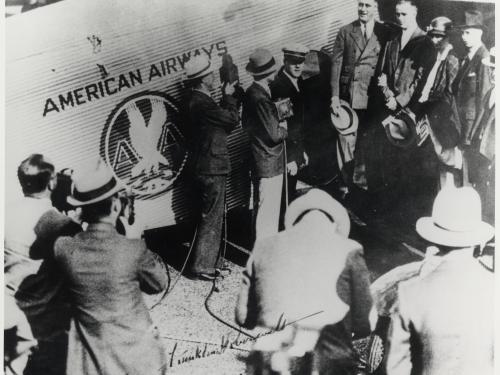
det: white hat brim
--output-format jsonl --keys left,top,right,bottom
{"left": 331, "top": 101, "right": 359, "bottom": 135}
{"left": 67, "top": 183, "right": 122, "bottom": 206}
{"left": 416, "top": 217, "right": 494, "bottom": 247}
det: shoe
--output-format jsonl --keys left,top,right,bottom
{"left": 185, "top": 271, "right": 218, "bottom": 281}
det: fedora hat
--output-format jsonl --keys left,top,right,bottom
{"left": 283, "top": 43, "right": 309, "bottom": 63}
{"left": 67, "top": 159, "right": 122, "bottom": 206}
{"left": 285, "top": 188, "right": 350, "bottom": 237}
{"left": 457, "top": 9, "right": 485, "bottom": 30}
{"left": 246, "top": 48, "right": 277, "bottom": 77}
{"left": 382, "top": 109, "right": 417, "bottom": 148}
{"left": 331, "top": 99, "right": 358, "bottom": 135}
{"left": 416, "top": 186, "right": 494, "bottom": 247}
{"left": 184, "top": 54, "right": 214, "bottom": 80}
{"left": 426, "top": 16, "right": 452, "bottom": 37}
{"left": 482, "top": 46, "right": 495, "bottom": 67}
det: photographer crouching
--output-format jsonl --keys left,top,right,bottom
{"left": 53, "top": 158, "right": 169, "bottom": 375}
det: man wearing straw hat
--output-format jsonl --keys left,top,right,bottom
{"left": 386, "top": 186, "right": 495, "bottom": 375}
{"left": 242, "top": 48, "right": 288, "bottom": 241}
{"left": 184, "top": 54, "right": 241, "bottom": 280}
{"left": 54, "top": 159, "right": 168, "bottom": 375}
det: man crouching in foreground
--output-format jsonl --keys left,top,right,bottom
{"left": 236, "top": 189, "right": 372, "bottom": 375}
{"left": 54, "top": 159, "right": 169, "bottom": 375}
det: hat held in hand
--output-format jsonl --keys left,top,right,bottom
{"left": 67, "top": 158, "right": 122, "bottom": 206}
{"left": 331, "top": 99, "right": 358, "bottom": 135}
{"left": 416, "top": 186, "right": 494, "bottom": 247}
{"left": 382, "top": 109, "right": 417, "bottom": 148}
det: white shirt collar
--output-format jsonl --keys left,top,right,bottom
{"left": 255, "top": 80, "right": 271, "bottom": 96}
{"left": 283, "top": 70, "right": 300, "bottom": 91}
{"left": 360, "top": 19, "right": 375, "bottom": 37}
{"left": 467, "top": 44, "right": 481, "bottom": 60}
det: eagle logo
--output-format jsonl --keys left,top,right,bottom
{"left": 101, "top": 92, "right": 188, "bottom": 198}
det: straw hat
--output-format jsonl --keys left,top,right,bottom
{"left": 331, "top": 99, "right": 359, "bottom": 135}
{"left": 184, "top": 54, "right": 214, "bottom": 80}
{"left": 67, "top": 159, "right": 122, "bottom": 206}
{"left": 416, "top": 186, "right": 494, "bottom": 247}
{"left": 246, "top": 48, "right": 278, "bottom": 77}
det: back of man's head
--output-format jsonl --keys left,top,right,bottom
{"left": 17, "top": 154, "right": 54, "bottom": 196}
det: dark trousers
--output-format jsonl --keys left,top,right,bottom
{"left": 190, "top": 174, "right": 226, "bottom": 274}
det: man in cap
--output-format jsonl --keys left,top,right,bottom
{"left": 4, "top": 154, "right": 82, "bottom": 375}
{"left": 453, "top": 9, "right": 491, "bottom": 148}
{"left": 271, "top": 43, "right": 309, "bottom": 206}
{"left": 242, "top": 48, "right": 288, "bottom": 241}
{"left": 184, "top": 54, "right": 241, "bottom": 280}
{"left": 373, "top": 0, "right": 436, "bottom": 213}
{"left": 386, "top": 186, "right": 495, "bottom": 375}
{"left": 54, "top": 159, "right": 168, "bottom": 375}
{"left": 330, "top": 0, "right": 391, "bottom": 192}
{"left": 236, "top": 189, "right": 372, "bottom": 375}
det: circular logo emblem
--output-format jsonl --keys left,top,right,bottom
{"left": 101, "top": 91, "right": 188, "bottom": 199}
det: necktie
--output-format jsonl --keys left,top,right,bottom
{"left": 362, "top": 25, "right": 367, "bottom": 42}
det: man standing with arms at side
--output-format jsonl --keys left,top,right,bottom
{"left": 184, "top": 54, "right": 241, "bottom": 280}
{"left": 330, "top": 0, "right": 390, "bottom": 194}
{"left": 271, "top": 43, "right": 309, "bottom": 205}
{"left": 243, "top": 48, "right": 287, "bottom": 241}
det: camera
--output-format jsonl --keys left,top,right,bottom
{"left": 51, "top": 168, "right": 75, "bottom": 214}
{"left": 274, "top": 98, "right": 294, "bottom": 121}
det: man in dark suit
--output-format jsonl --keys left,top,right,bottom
{"left": 452, "top": 9, "right": 491, "bottom": 148}
{"left": 271, "top": 43, "right": 309, "bottom": 208}
{"left": 55, "top": 159, "right": 168, "bottom": 375}
{"left": 242, "top": 48, "right": 288, "bottom": 241}
{"left": 330, "top": 0, "right": 390, "bottom": 191}
{"left": 373, "top": 0, "right": 436, "bottom": 213}
{"left": 184, "top": 54, "right": 241, "bottom": 280}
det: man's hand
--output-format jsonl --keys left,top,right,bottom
{"left": 279, "top": 120, "right": 288, "bottom": 130}
{"left": 378, "top": 74, "right": 388, "bottom": 87}
{"left": 119, "top": 216, "right": 144, "bottom": 239}
{"left": 386, "top": 96, "right": 397, "bottom": 111}
{"left": 223, "top": 81, "right": 237, "bottom": 96}
{"left": 331, "top": 96, "right": 341, "bottom": 116}
{"left": 287, "top": 161, "right": 298, "bottom": 176}
{"left": 66, "top": 208, "right": 83, "bottom": 224}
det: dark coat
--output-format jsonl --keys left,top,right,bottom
{"left": 188, "top": 90, "right": 239, "bottom": 175}
{"left": 379, "top": 27, "right": 436, "bottom": 111}
{"left": 54, "top": 223, "right": 168, "bottom": 375}
{"left": 331, "top": 20, "right": 390, "bottom": 110}
{"left": 270, "top": 68, "right": 305, "bottom": 165}
{"left": 242, "top": 82, "right": 287, "bottom": 178}
{"left": 452, "top": 44, "right": 492, "bottom": 146}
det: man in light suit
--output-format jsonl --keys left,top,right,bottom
{"left": 386, "top": 186, "right": 495, "bottom": 375}
{"left": 330, "top": 0, "right": 390, "bottom": 192}
{"left": 242, "top": 48, "right": 288, "bottom": 241}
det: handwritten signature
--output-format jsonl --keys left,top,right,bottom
{"left": 158, "top": 311, "right": 323, "bottom": 372}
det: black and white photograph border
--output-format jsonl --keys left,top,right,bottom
{"left": 2, "top": 0, "right": 498, "bottom": 374}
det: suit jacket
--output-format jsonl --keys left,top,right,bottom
{"left": 270, "top": 68, "right": 305, "bottom": 164}
{"left": 331, "top": 20, "right": 390, "bottom": 110}
{"left": 54, "top": 223, "right": 168, "bottom": 375}
{"left": 387, "top": 249, "right": 494, "bottom": 375}
{"left": 188, "top": 90, "right": 239, "bottom": 175}
{"left": 452, "top": 44, "right": 491, "bottom": 145}
{"left": 242, "top": 82, "right": 287, "bottom": 178}
{"left": 379, "top": 27, "right": 436, "bottom": 110}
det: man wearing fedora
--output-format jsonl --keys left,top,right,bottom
{"left": 270, "top": 43, "right": 309, "bottom": 206}
{"left": 386, "top": 186, "right": 495, "bottom": 375}
{"left": 330, "top": 0, "right": 390, "bottom": 192}
{"left": 184, "top": 54, "right": 241, "bottom": 280}
{"left": 452, "top": 9, "right": 491, "bottom": 149}
{"left": 242, "top": 48, "right": 288, "bottom": 241}
{"left": 54, "top": 159, "right": 168, "bottom": 375}
{"left": 236, "top": 189, "right": 372, "bottom": 375}
{"left": 5, "top": 154, "right": 82, "bottom": 375}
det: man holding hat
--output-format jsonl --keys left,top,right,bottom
{"left": 330, "top": 0, "right": 390, "bottom": 192}
{"left": 54, "top": 159, "right": 168, "bottom": 375}
{"left": 271, "top": 43, "right": 309, "bottom": 205}
{"left": 184, "top": 54, "right": 241, "bottom": 280}
{"left": 386, "top": 186, "right": 494, "bottom": 375}
{"left": 453, "top": 9, "right": 492, "bottom": 148}
{"left": 242, "top": 48, "right": 288, "bottom": 241}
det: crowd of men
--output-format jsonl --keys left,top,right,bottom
{"left": 4, "top": 0, "right": 495, "bottom": 374}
